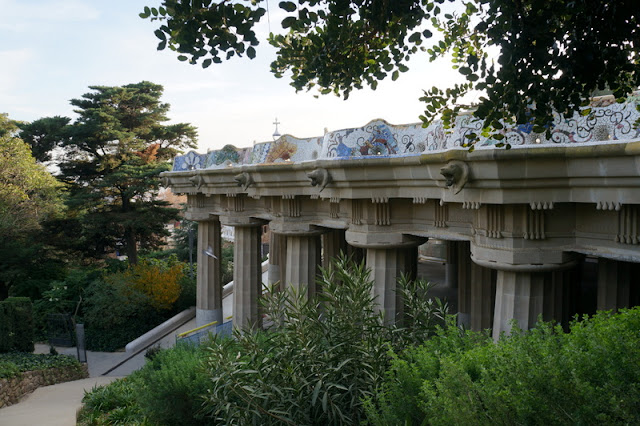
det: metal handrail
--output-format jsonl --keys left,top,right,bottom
{"left": 177, "top": 321, "right": 218, "bottom": 339}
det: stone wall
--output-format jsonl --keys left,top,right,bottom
{"left": 0, "top": 363, "right": 89, "bottom": 408}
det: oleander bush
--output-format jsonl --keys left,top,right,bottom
{"left": 365, "top": 307, "right": 640, "bottom": 425}
{"left": 200, "top": 257, "right": 448, "bottom": 425}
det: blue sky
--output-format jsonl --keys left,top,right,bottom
{"left": 1, "top": 0, "right": 465, "bottom": 152}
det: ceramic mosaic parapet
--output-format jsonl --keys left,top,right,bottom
{"left": 250, "top": 135, "right": 324, "bottom": 164}
{"left": 170, "top": 96, "right": 640, "bottom": 171}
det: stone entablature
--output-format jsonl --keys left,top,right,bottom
{"left": 170, "top": 95, "right": 640, "bottom": 172}
{"left": 166, "top": 142, "right": 640, "bottom": 264}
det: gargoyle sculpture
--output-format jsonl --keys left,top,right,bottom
{"left": 440, "top": 160, "right": 470, "bottom": 194}
{"left": 233, "top": 172, "right": 253, "bottom": 191}
{"left": 307, "top": 168, "right": 332, "bottom": 191}
{"left": 188, "top": 174, "right": 204, "bottom": 190}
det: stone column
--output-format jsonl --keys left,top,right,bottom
{"left": 322, "top": 229, "right": 347, "bottom": 270}
{"left": 285, "top": 233, "right": 322, "bottom": 298}
{"left": 268, "top": 232, "right": 286, "bottom": 289}
{"left": 457, "top": 242, "right": 472, "bottom": 328}
{"left": 597, "top": 258, "right": 631, "bottom": 311}
{"left": 543, "top": 271, "right": 565, "bottom": 323}
{"left": 347, "top": 245, "right": 366, "bottom": 265}
{"left": 366, "top": 247, "right": 417, "bottom": 325}
{"left": 445, "top": 241, "right": 459, "bottom": 289}
{"left": 492, "top": 271, "right": 545, "bottom": 340}
{"left": 470, "top": 263, "right": 496, "bottom": 331}
{"left": 232, "top": 225, "right": 263, "bottom": 329}
{"left": 196, "top": 218, "right": 222, "bottom": 327}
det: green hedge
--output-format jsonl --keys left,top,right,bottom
{"left": 366, "top": 308, "right": 640, "bottom": 425}
{"left": 0, "top": 352, "right": 82, "bottom": 379}
{"left": 0, "top": 297, "right": 34, "bottom": 353}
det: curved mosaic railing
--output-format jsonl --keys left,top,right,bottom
{"left": 171, "top": 96, "right": 640, "bottom": 172}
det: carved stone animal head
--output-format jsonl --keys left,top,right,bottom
{"left": 440, "top": 160, "right": 470, "bottom": 194}
{"left": 307, "top": 168, "right": 332, "bottom": 191}
{"left": 233, "top": 172, "right": 253, "bottom": 191}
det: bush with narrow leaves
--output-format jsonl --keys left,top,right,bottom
{"left": 201, "top": 256, "right": 449, "bottom": 425}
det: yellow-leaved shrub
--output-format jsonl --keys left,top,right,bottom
{"left": 124, "top": 260, "right": 184, "bottom": 310}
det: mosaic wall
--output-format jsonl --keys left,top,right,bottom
{"left": 171, "top": 96, "right": 640, "bottom": 171}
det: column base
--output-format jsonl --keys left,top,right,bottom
{"left": 196, "top": 308, "right": 223, "bottom": 328}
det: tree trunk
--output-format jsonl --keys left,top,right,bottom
{"left": 125, "top": 226, "right": 138, "bottom": 265}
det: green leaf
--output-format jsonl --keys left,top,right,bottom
{"left": 311, "top": 380, "right": 322, "bottom": 405}
{"left": 154, "top": 29, "right": 166, "bottom": 41}
{"left": 282, "top": 16, "right": 296, "bottom": 28}
{"left": 279, "top": 1, "right": 297, "bottom": 12}
{"left": 247, "top": 46, "right": 256, "bottom": 59}
{"left": 202, "top": 58, "right": 212, "bottom": 68}
{"left": 408, "top": 32, "right": 421, "bottom": 43}
{"left": 177, "top": 55, "right": 188, "bottom": 61}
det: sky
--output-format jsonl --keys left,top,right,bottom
{"left": 0, "top": 0, "right": 466, "bottom": 152}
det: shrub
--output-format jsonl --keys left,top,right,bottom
{"left": 366, "top": 307, "right": 640, "bottom": 425}
{"left": 32, "top": 268, "right": 100, "bottom": 340}
{"left": 134, "top": 344, "right": 211, "bottom": 425}
{"left": 0, "top": 297, "right": 34, "bottom": 353}
{"left": 78, "top": 344, "right": 211, "bottom": 426}
{"left": 0, "top": 352, "right": 83, "bottom": 379}
{"left": 124, "top": 258, "right": 184, "bottom": 311}
{"left": 83, "top": 256, "right": 191, "bottom": 351}
{"left": 200, "top": 256, "right": 449, "bottom": 425}
{"left": 83, "top": 274, "right": 164, "bottom": 352}
{"left": 77, "top": 377, "right": 146, "bottom": 426}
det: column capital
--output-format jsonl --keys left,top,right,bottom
{"left": 269, "top": 221, "right": 326, "bottom": 236}
{"left": 219, "top": 215, "right": 266, "bottom": 227}
{"left": 471, "top": 244, "right": 582, "bottom": 272}
{"left": 185, "top": 211, "right": 218, "bottom": 221}
{"left": 346, "top": 231, "right": 427, "bottom": 249}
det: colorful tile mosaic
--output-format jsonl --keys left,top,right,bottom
{"left": 170, "top": 96, "right": 640, "bottom": 172}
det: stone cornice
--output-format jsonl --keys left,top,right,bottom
{"left": 164, "top": 141, "right": 640, "bottom": 206}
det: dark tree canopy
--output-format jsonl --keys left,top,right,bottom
{"left": 142, "top": 0, "right": 639, "bottom": 145}
{"left": 51, "top": 82, "right": 198, "bottom": 263}
{"left": 18, "top": 116, "right": 71, "bottom": 163}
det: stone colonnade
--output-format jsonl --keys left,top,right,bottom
{"left": 170, "top": 143, "right": 640, "bottom": 335}
{"left": 197, "top": 219, "right": 640, "bottom": 334}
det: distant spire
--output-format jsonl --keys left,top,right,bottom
{"left": 272, "top": 117, "right": 281, "bottom": 140}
